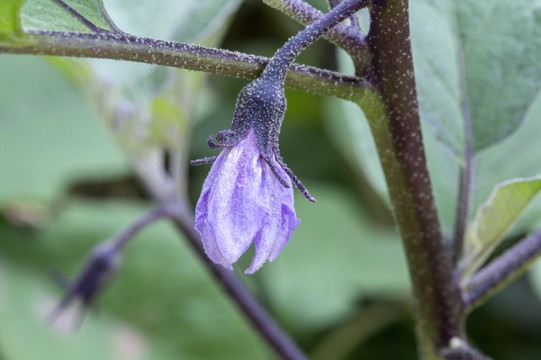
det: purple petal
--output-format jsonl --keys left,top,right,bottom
{"left": 244, "top": 159, "right": 283, "bottom": 274}
{"left": 195, "top": 128, "right": 301, "bottom": 273}
{"left": 194, "top": 148, "right": 232, "bottom": 268}
{"left": 245, "top": 157, "right": 300, "bottom": 273}
{"left": 195, "top": 130, "right": 263, "bottom": 266}
{"left": 268, "top": 164, "right": 300, "bottom": 262}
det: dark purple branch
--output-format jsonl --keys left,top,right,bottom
{"left": 168, "top": 200, "right": 308, "bottom": 360}
{"left": 263, "top": 0, "right": 368, "bottom": 84}
{"left": 328, "top": 0, "right": 363, "bottom": 35}
{"left": 463, "top": 228, "right": 541, "bottom": 310}
{"left": 366, "top": 0, "right": 465, "bottom": 352}
{"left": 452, "top": 42, "right": 474, "bottom": 265}
{"left": 265, "top": 0, "right": 368, "bottom": 70}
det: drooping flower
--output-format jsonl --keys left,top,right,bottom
{"left": 195, "top": 129, "right": 300, "bottom": 274}
{"left": 192, "top": 76, "right": 315, "bottom": 273}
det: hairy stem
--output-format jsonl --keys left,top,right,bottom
{"left": 363, "top": 1, "right": 465, "bottom": 357}
{"left": 463, "top": 228, "right": 541, "bottom": 310}
{"left": 263, "top": 0, "right": 368, "bottom": 84}
{"left": 328, "top": 0, "right": 363, "bottom": 34}
{"left": 0, "top": 31, "right": 370, "bottom": 101}
{"left": 168, "top": 199, "right": 308, "bottom": 360}
{"left": 264, "top": 0, "right": 369, "bottom": 70}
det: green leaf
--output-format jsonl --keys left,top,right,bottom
{"left": 461, "top": 175, "right": 541, "bottom": 278}
{"left": 0, "top": 0, "right": 25, "bottom": 36}
{"left": 0, "top": 200, "right": 273, "bottom": 360}
{"left": 410, "top": 0, "right": 464, "bottom": 158}
{"left": 324, "top": 97, "right": 388, "bottom": 204}
{"left": 260, "top": 184, "right": 409, "bottom": 332}
{"left": 472, "top": 92, "right": 541, "bottom": 232}
{"left": 457, "top": 0, "right": 541, "bottom": 151}
{"left": 105, "top": 0, "right": 240, "bottom": 43}
{"left": 411, "top": 0, "right": 541, "bottom": 154}
{"left": 330, "top": 0, "right": 541, "bottom": 234}
{"left": 21, "top": 0, "right": 118, "bottom": 33}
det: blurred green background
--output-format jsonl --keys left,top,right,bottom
{"left": 2, "top": 0, "right": 541, "bottom": 359}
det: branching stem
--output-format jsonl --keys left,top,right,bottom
{"left": 263, "top": 0, "right": 368, "bottom": 84}
{"left": 463, "top": 228, "right": 541, "bottom": 310}
{"left": 263, "top": 0, "right": 369, "bottom": 70}
{"left": 1, "top": 31, "right": 370, "bottom": 101}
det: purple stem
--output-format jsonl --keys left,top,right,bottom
{"left": 366, "top": 0, "right": 466, "bottom": 353}
{"left": 328, "top": 0, "right": 362, "bottom": 34}
{"left": 265, "top": 0, "right": 368, "bottom": 70}
{"left": 463, "top": 228, "right": 541, "bottom": 310}
{"left": 263, "top": 0, "right": 368, "bottom": 84}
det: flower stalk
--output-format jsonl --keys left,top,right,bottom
{"left": 192, "top": 0, "right": 369, "bottom": 273}
{"left": 263, "top": 0, "right": 370, "bottom": 71}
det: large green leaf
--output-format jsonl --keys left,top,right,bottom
{"left": 460, "top": 176, "right": 541, "bottom": 278}
{"left": 328, "top": 0, "right": 541, "bottom": 235}
{"left": 412, "top": 0, "right": 541, "bottom": 154}
{"left": 0, "top": 200, "right": 273, "bottom": 360}
{"left": 410, "top": 0, "right": 464, "bottom": 157}
{"left": 457, "top": 0, "right": 541, "bottom": 151}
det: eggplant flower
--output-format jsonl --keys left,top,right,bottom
{"left": 195, "top": 129, "right": 300, "bottom": 274}
{"left": 192, "top": 77, "right": 314, "bottom": 273}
